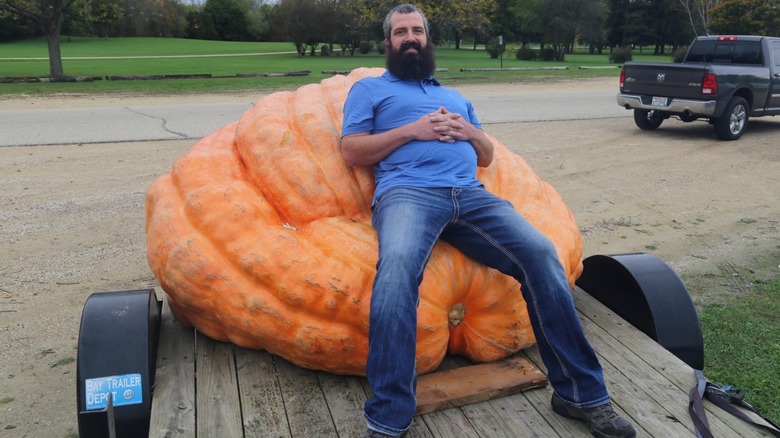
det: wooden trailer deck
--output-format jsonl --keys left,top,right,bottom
{"left": 148, "top": 287, "right": 773, "bottom": 438}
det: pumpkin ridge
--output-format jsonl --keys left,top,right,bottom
{"left": 235, "top": 93, "right": 302, "bottom": 227}
{"left": 323, "top": 70, "right": 379, "bottom": 212}
{"left": 299, "top": 218, "right": 377, "bottom": 276}
{"left": 159, "top": 131, "right": 373, "bottom": 338}
{"left": 458, "top": 319, "right": 524, "bottom": 355}
{"left": 317, "top": 74, "right": 375, "bottom": 211}
{"left": 161, "top": 219, "right": 371, "bottom": 372}
{"left": 173, "top": 191, "right": 375, "bottom": 339}
{"left": 288, "top": 83, "right": 353, "bottom": 221}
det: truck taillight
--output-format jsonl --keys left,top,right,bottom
{"left": 702, "top": 73, "right": 717, "bottom": 95}
{"left": 619, "top": 68, "right": 625, "bottom": 89}
{"left": 717, "top": 36, "right": 737, "bottom": 41}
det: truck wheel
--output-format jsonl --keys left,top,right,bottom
{"left": 714, "top": 96, "right": 749, "bottom": 140}
{"left": 633, "top": 109, "right": 664, "bottom": 130}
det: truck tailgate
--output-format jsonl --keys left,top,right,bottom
{"left": 622, "top": 62, "right": 706, "bottom": 99}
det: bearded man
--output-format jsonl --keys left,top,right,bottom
{"left": 340, "top": 4, "right": 636, "bottom": 438}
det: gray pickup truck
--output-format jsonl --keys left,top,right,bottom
{"left": 617, "top": 35, "right": 780, "bottom": 140}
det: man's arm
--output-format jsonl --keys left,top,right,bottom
{"left": 340, "top": 124, "right": 417, "bottom": 167}
{"left": 340, "top": 107, "right": 494, "bottom": 167}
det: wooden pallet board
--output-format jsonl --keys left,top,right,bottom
{"left": 415, "top": 356, "right": 547, "bottom": 415}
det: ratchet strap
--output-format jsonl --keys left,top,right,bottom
{"left": 689, "top": 369, "right": 780, "bottom": 437}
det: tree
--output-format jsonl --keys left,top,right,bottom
{"left": 709, "top": 0, "right": 780, "bottom": 36}
{"left": 605, "top": 0, "right": 629, "bottom": 47}
{"left": 678, "top": 0, "right": 723, "bottom": 35}
{"left": 331, "top": 0, "right": 361, "bottom": 55}
{"left": 578, "top": 0, "right": 606, "bottom": 53}
{"left": 246, "top": 0, "right": 272, "bottom": 41}
{"left": 90, "top": 0, "right": 123, "bottom": 37}
{"left": 1, "top": 4, "right": 38, "bottom": 41}
{"left": 449, "top": 0, "right": 497, "bottom": 49}
{"left": 648, "top": 0, "right": 691, "bottom": 53}
{"left": 0, "top": 0, "right": 78, "bottom": 77}
{"left": 605, "top": 0, "right": 690, "bottom": 51}
{"left": 508, "top": 0, "right": 603, "bottom": 60}
{"left": 270, "top": 0, "right": 339, "bottom": 55}
{"left": 204, "top": 0, "right": 252, "bottom": 41}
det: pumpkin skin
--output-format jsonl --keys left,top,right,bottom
{"left": 145, "top": 68, "right": 583, "bottom": 376}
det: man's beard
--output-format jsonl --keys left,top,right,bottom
{"left": 386, "top": 40, "right": 436, "bottom": 81}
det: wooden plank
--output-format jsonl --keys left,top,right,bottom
{"left": 416, "top": 356, "right": 487, "bottom": 437}
{"left": 486, "top": 391, "right": 566, "bottom": 437}
{"left": 518, "top": 311, "right": 665, "bottom": 437}
{"left": 510, "top": 371, "right": 592, "bottom": 438}
{"left": 571, "top": 287, "right": 766, "bottom": 437}
{"left": 316, "top": 371, "right": 369, "bottom": 437}
{"left": 149, "top": 297, "right": 196, "bottom": 438}
{"left": 443, "top": 352, "right": 574, "bottom": 437}
{"left": 430, "top": 356, "right": 525, "bottom": 438}
{"left": 274, "top": 356, "right": 339, "bottom": 437}
{"left": 574, "top": 310, "right": 700, "bottom": 436}
{"left": 457, "top": 399, "right": 527, "bottom": 438}
{"left": 407, "top": 420, "right": 436, "bottom": 438}
{"left": 415, "top": 355, "right": 548, "bottom": 416}
{"left": 235, "top": 347, "right": 292, "bottom": 438}
{"left": 420, "top": 408, "right": 482, "bottom": 437}
{"left": 195, "top": 334, "right": 243, "bottom": 436}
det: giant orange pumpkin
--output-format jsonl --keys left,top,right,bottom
{"left": 145, "top": 68, "right": 583, "bottom": 376}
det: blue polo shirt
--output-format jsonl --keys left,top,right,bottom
{"left": 341, "top": 71, "right": 483, "bottom": 203}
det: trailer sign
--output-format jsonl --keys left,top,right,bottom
{"left": 84, "top": 373, "right": 143, "bottom": 410}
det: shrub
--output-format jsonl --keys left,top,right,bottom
{"left": 515, "top": 46, "right": 537, "bottom": 61}
{"left": 539, "top": 47, "right": 558, "bottom": 61}
{"left": 321, "top": 44, "right": 331, "bottom": 56}
{"left": 485, "top": 42, "right": 501, "bottom": 59}
{"left": 610, "top": 47, "right": 633, "bottom": 63}
{"left": 359, "top": 41, "right": 373, "bottom": 54}
{"left": 376, "top": 41, "right": 386, "bottom": 55}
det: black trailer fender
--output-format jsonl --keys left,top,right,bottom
{"left": 575, "top": 253, "right": 704, "bottom": 370}
{"left": 76, "top": 289, "right": 161, "bottom": 438}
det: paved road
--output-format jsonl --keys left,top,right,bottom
{"left": 0, "top": 86, "right": 627, "bottom": 147}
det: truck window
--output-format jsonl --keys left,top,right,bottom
{"left": 686, "top": 40, "right": 763, "bottom": 65}
{"left": 686, "top": 40, "right": 716, "bottom": 63}
{"left": 731, "top": 42, "right": 762, "bottom": 65}
{"left": 774, "top": 41, "right": 780, "bottom": 67}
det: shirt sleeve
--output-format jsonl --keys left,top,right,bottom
{"left": 466, "top": 99, "right": 482, "bottom": 130}
{"left": 341, "top": 81, "right": 375, "bottom": 137}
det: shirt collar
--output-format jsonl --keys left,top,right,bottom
{"left": 383, "top": 70, "right": 440, "bottom": 86}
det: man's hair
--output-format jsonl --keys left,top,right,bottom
{"left": 383, "top": 4, "right": 430, "bottom": 40}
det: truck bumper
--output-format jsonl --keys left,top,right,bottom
{"left": 616, "top": 94, "right": 718, "bottom": 117}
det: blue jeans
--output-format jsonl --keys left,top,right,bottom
{"left": 364, "top": 186, "right": 610, "bottom": 436}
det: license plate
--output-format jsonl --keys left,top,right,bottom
{"left": 651, "top": 96, "right": 668, "bottom": 107}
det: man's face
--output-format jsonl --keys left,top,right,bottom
{"left": 385, "top": 11, "right": 435, "bottom": 81}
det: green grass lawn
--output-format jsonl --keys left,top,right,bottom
{"left": 0, "top": 37, "right": 674, "bottom": 96}
{"left": 700, "top": 276, "right": 780, "bottom": 423}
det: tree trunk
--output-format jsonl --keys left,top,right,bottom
{"left": 44, "top": 15, "right": 65, "bottom": 78}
